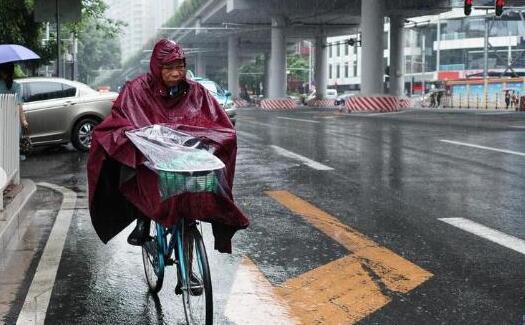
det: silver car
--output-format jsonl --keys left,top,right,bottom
{"left": 17, "top": 77, "right": 118, "bottom": 151}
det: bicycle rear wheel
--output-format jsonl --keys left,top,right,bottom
{"left": 180, "top": 224, "right": 213, "bottom": 325}
{"left": 142, "top": 221, "right": 165, "bottom": 293}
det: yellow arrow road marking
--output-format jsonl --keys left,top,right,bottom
{"left": 265, "top": 190, "right": 433, "bottom": 323}
{"left": 276, "top": 255, "right": 391, "bottom": 324}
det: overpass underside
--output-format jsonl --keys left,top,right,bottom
{"left": 166, "top": 0, "right": 456, "bottom": 98}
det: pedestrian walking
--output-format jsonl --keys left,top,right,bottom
{"left": 505, "top": 90, "right": 511, "bottom": 109}
{"left": 430, "top": 92, "right": 436, "bottom": 108}
{"left": 511, "top": 91, "right": 518, "bottom": 110}
{"left": 437, "top": 91, "right": 443, "bottom": 108}
{"left": 0, "top": 62, "right": 28, "bottom": 159}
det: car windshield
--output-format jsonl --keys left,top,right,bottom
{"left": 199, "top": 80, "right": 218, "bottom": 95}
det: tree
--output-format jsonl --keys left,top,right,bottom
{"left": 77, "top": 22, "right": 121, "bottom": 84}
{"left": 0, "top": 0, "right": 54, "bottom": 64}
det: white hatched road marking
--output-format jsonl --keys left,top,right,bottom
{"left": 270, "top": 145, "right": 334, "bottom": 171}
{"left": 276, "top": 117, "right": 320, "bottom": 124}
{"left": 439, "top": 218, "right": 525, "bottom": 255}
{"left": 17, "top": 183, "right": 77, "bottom": 325}
{"left": 440, "top": 140, "right": 525, "bottom": 157}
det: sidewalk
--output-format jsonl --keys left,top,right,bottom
{"left": 0, "top": 179, "right": 37, "bottom": 262}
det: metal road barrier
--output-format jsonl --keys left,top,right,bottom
{"left": 0, "top": 94, "right": 20, "bottom": 210}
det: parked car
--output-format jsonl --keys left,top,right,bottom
{"left": 193, "top": 77, "right": 236, "bottom": 125}
{"left": 17, "top": 77, "right": 118, "bottom": 151}
{"left": 335, "top": 92, "right": 356, "bottom": 106}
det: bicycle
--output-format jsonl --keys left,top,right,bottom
{"left": 142, "top": 217, "right": 213, "bottom": 325}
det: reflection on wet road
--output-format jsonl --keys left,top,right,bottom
{"left": 3, "top": 109, "right": 525, "bottom": 324}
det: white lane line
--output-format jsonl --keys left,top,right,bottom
{"left": 511, "top": 126, "right": 525, "bottom": 129}
{"left": 17, "top": 183, "right": 77, "bottom": 325}
{"left": 276, "top": 117, "right": 320, "bottom": 123}
{"left": 270, "top": 145, "right": 334, "bottom": 171}
{"left": 440, "top": 139, "right": 525, "bottom": 157}
{"left": 439, "top": 218, "right": 525, "bottom": 255}
{"left": 352, "top": 111, "right": 409, "bottom": 117}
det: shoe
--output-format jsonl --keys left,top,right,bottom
{"left": 127, "top": 218, "right": 150, "bottom": 246}
{"left": 175, "top": 273, "right": 203, "bottom": 296}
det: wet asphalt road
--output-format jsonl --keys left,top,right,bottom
{"left": 5, "top": 108, "right": 525, "bottom": 324}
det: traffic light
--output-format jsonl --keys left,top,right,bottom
{"left": 495, "top": 0, "right": 505, "bottom": 16}
{"left": 464, "top": 0, "right": 473, "bottom": 16}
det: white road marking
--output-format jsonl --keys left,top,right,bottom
{"left": 511, "top": 126, "right": 525, "bottom": 129}
{"left": 270, "top": 145, "right": 334, "bottom": 171}
{"left": 276, "top": 117, "right": 320, "bottom": 123}
{"left": 17, "top": 183, "right": 77, "bottom": 325}
{"left": 439, "top": 218, "right": 525, "bottom": 255}
{"left": 440, "top": 140, "right": 525, "bottom": 157}
{"left": 225, "top": 257, "right": 298, "bottom": 324}
{"left": 352, "top": 111, "right": 409, "bottom": 117}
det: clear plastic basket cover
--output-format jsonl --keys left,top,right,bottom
{"left": 125, "top": 124, "right": 225, "bottom": 173}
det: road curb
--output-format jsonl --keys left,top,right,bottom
{"left": 0, "top": 179, "right": 37, "bottom": 262}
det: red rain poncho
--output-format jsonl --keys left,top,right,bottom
{"left": 87, "top": 39, "right": 249, "bottom": 253}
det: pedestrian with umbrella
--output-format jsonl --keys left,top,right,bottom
{"left": 0, "top": 44, "right": 40, "bottom": 158}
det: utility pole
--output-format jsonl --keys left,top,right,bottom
{"left": 55, "top": 0, "right": 60, "bottom": 78}
{"left": 483, "top": 16, "right": 489, "bottom": 107}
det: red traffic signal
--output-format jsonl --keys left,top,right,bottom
{"left": 464, "top": 0, "right": 473, "bottom": 15}
{"left": 495, "top": 0, "right": 505, "bottom": 16}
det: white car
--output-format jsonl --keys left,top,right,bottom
{"left": 306, "top": 89, "right": 338, "bottom": 101}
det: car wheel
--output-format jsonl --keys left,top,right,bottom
{"left": 72, "top": 117, "right": 99, "bottom": 152}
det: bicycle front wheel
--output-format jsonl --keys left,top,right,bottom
{"left": 142, "top": 221, "right": 165, "bottom": 293}
{"left": 180, "top": 225, "right": 213, "bottom": 325}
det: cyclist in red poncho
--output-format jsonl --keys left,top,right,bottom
{"left": 87, "top": 39, "right": 249, "bottom": 253}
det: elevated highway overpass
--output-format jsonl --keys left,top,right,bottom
{"left": 111, "top": 0, "right": 525, "bottom": 100}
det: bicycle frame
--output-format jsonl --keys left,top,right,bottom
{"left": 155, "top": 219, "right": 189, "bottom": 285}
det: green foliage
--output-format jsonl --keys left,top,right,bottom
{"left": 77, "top": 22, "right": 121, "bottom": 84}
{"left": 239, "top": 55, "right": 264, "bottom": 95}
{"left": 287, "top": 53, "right": 308, "bottom": 83}
{"left": 0, "top": 0, "right": 53, "bottom": 63}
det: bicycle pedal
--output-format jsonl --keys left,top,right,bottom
{"left": 166, "top": 258, "right": 175, "bottom": 266}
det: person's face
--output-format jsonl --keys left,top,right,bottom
{"left": 160, "top": 59, "right": 185, "bottom": 88}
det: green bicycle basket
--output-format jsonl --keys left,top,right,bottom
{"left": 159, "top": 170, "right": 220, "bottom": 199}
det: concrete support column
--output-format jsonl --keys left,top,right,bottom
{"left": 228, "top": 35, "right": 240, "bottom": 98}
{"left": 263, "top": 52, "right": 270, "bottom": 97}
{"left": 314, "top": 34, "right": 328, "bottom": 99}
{"left": 268, "top": 16, "right": 287, "bottom": 98}
{"left": 361, "top": 0, "right": 384, "bottom": 95}
{"left": 196, "top": 52, "right": 206, "bottom": 77}
{"left": 389, "top": 16, "right": 405, "bottom": 96}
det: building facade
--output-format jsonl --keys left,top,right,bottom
{"left": 327, "top": 8, "right": 525, "bottom": 95}
{"left": 105, "top": 0, "right": 179, "bottom": 64}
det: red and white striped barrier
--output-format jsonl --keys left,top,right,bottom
{"left": 233, "top": 99, "right": 250, "bottom": 108}
{"left": 307, "top": 99, "right": 337, "bottom": 108}
{"left": 260, "top": 98, "right": 298, "bottom": 111}
{"left": 345, "top": 96, "right": 401, "bottom": 112}
{"left": 398, "top": 97, "right": 413, "bottom": 109}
